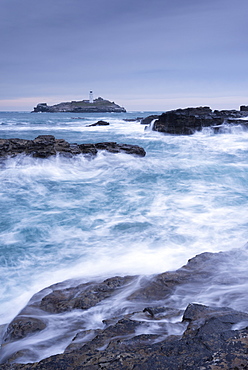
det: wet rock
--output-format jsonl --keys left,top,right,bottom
{"left": 64, "top": 329, "right": 97, "bottom": 353}
{"left": 95, "top": 142, "right": 146, "bottom": 156}
{"left": 2, "top": 304, "right": 248, "bottom": 369}
{"left": 40, "top": 276, "right": 136, "bottom": 314}
{"left": 2, "top": 251, "right": 248, "bottom": 369}
{"left": 54, "top": 138, "right": 70, "bottom": 152}
{"left": 182, "top": 303, "right": 248, "bottom": 337}
{"left": 127, "top": 251, "right": 237, "bottom": 303}
{"left": 26, "top": 135, "right": 56, "bottom": 158}
{"left": 0, "top": 136, "right": 146, "bottom": 158}
{"left": 150, "top": 106, "right": 248, "bottom": 135}
{"left": 78, "top": 143, "right": 98, "bottom": 155}
{"left": 71, "top": 317, "right": 142, "bottom": 353}
{"left": 143, "top": 306, "right": 182, "bottom": 320}
{"left": 67, "top": 143, "right": 82, "bottom": 155}
{"left": 3, "top": 317, "right": 46, "bottom": 343}
{"left": 86, "top": 120, "right": 110, "bottom": 127}
{"left": 140, "top": 115, "right": 159, "bottom": 125}
{"left": 1, "top": 139, "right": 30, "bottom": 155}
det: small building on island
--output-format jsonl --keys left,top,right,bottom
{"left": 89, "top": 91, "right": 94, "bottom": 103}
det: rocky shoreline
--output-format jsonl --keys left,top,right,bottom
{"left": 148, "top": 106, "right": 248, "bottom": 135}
{"left": 1, "top": 250, "right": 248, "bottom": 369}
{"left": 0, "top": 135, "right": 146, "bottom": 158}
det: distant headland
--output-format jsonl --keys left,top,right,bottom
{"left": 32, "top": 93, "right": 126, "bottom": 113}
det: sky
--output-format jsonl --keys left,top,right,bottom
{"left": 1, "top": 0, "right": 248, "bottom": 111}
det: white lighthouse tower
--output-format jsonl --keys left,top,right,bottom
{"left": 89, "top": 91, "right": 94, "bottom": 103}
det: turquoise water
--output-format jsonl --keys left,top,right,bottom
{"left": 1, "top": 111, "right": 248, "bottom": 331}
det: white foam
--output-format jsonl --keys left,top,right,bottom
{"left": 1, "top": 113, "right": 248, "bottom": 362}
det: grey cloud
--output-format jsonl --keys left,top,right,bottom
{"left": 1, "top": 0, "right": 248, "bottom": 109}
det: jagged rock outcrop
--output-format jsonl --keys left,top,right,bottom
{"left": 151, "top": 106, "right": 248, "bottom": 135}
{"left": 32, "top": 97, "right": 126, "bottom": 113}
{"left": 0, "top": 135, "right": 146, "bottom": 158}
{"left": 1, "top": 250, "right": 248, "bottom": 369}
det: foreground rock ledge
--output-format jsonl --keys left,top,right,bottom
{"left": 1, "top": 250, "right": 248, "bottom": 369}
{"left": 0, "top": 135, "right": 146, "bottom": 158}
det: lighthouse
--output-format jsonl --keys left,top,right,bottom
{"left": 89, "top": 91, "right": 93, "bottom": 103}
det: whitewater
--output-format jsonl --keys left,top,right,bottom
{"left": 1, "top": 111, "right": 248, "bottom": 362}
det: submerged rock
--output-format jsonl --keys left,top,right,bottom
{"left": 123, "top": 117, "right": 143, "bottom": 122}
{"left": 149, "top": 106, "right": 248, "bottom": 135}
{"left": 86, "top": 120, "right": 110, "bottom": 127}
{"left": 0, "top": 135, "right": 146, "bottom": 158}
{"left": 1, "top": 250, "right": 248, "bottom": 368}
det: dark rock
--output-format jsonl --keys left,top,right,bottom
{"left": 0, "top": 136, "right": 146, "bottom": 158}
{"left": 2, "top": 251, "right": 248, "bottom": 369}
{"left": 78, "top": 143, "right": 98, "bottom": 155}
{"left": 117, "top": 143, "right": 146, "bottom": 157}
{"left": 86, "top": 120, "right": 110, "bottom": 127}
{"left": 2, "top": 304, "right": 248, "bottom": 369}
{"left": 182, "top": 303, "right": 248, "bottom": 337}
{"left": 143, "top": 306, "right": 181, "bottom": 320}
{"left": 151, "top": 106, "right": 248, "bottom": 135}
{"left": 95, "top": 142, "right": 120, "bottom": 153}
{"left": 140, "top": 115, "right": 159, "bottom": 125}
{"left": 40, "top": 276, "right": 136, "bottom": 314}
{"left": 3, "top": 317, "right": 46, "bottom": 343}
{"left": 240, "top": 105, "right": 248, "bottom": 111}
{"left": 95, "top": 142, "right": 146, "bottom": 157}
{"left": 123, "top": 117, "right": 143, "bottom": 122}
{"left": 32, "top": 103, "right": 50, "bottom": 113}
{"left": 26, "top": 135, "right": 56, "bottom": 158}
{"left": 75, "top": 317, "right": 142, "bottom": 352}
{"left": 67, "top": 143, "right": 82, "bottom": 155}
{"left": 54, "top": 138, "right": 70, "bottom": 152}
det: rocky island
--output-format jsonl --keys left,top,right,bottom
{"left": 32, "top": 97, "right": 126, "bottom": 113}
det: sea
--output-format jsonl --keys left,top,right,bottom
{"left": 1, "top": 111, "right": 248, "bottom": 363}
